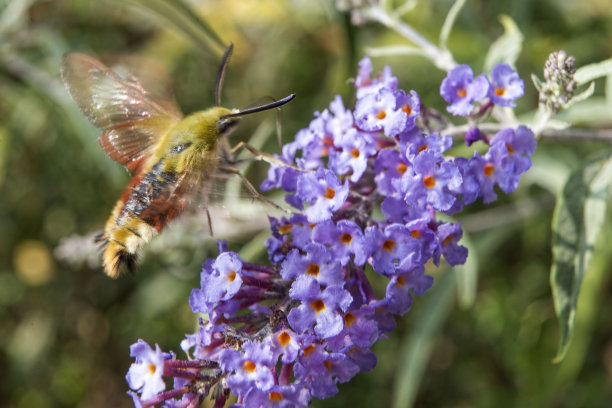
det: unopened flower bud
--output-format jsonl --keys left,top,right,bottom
{"left": 539, "top": 50, "right": 577, "bottom": 113}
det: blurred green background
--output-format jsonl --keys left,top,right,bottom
{"left": 1, "top": 0, "right": 612, "bottom": 407}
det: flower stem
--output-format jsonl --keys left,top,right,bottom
{"left": 363, "top": 6, "right": 456, "bottom": 71}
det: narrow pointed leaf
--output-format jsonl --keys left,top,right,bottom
{"left": 439, "top": 0, "right": 466, "bottom": 50}
{"left": 606, "top": 73, "right": 612, "bottom": 106}
{"left": 365, "top": 45, "right": 427, "bottom": 58}
{"left": 454, "top": 230, "right": 478, "bottom": 308}
{"left": 574, "top": 57, "right": 612, "bottom": 85}
{"left": 550, "top": 151, "right": 612, "bottom": 362}
{"left": 531, "top": 73, "right": 543, "bottom": 92}
{"left": 127, "top": 0, "right": 225, "bottom": 54}
{"left": 564, "top": 81, "right": 595, "bottom": 109}
{"left": 483, "top": 15, "right": 523, "bottom": 72}
{"left": 392, "top": 271, "right": 456, "bottom": 408}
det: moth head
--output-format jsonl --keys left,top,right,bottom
{"left": 214, "top": 43, "right": 295, "bottom": 140}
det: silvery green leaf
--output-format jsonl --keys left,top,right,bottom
{"left": 394, "top": 0, "right": 417, "bottom": 16}
{"left": 439, "top": 0, "right": 466, "bottom": 50}
{"left": 365, "top": 45, "right": 427, "bottom": 57}
{"left": 557, "top": 97, "right": 612, "bottom": 126}
{"left": 126, "top": 0, "right": 225, "bottom": 54}
{"left": 550, "top": 151, "right": 612, "bottom": 362}
{"left": 454, "top": 230, "right": 478, "bottom": 309}
{"left": 574, "top": 58, "right": 612, "bottom": 85}
{"left": 563, "top": 81, "right": 595, "bottom": 109}
{"left": 392, "top": 271, "right": 456, "bottom": 408}
{"left": 606, "top": 73, "right": 612, "bottom": 106}
{"left": 483, "top": 15, "right": 523, "bottom": 72}
{"left": 531, "top": 73, "right": 543, "bottom": 92}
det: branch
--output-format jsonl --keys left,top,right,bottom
{"left": 444, "top": 123, "right": 612, "bottom": 144}
{"left": 539, "top": 128, "right": 612, "bottom": 144}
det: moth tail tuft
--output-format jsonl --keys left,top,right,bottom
{"left": 102, "top": 240, "right": 138, "bottom": 279}
{"left": 114, "top": 250, "right": 137, "bottom": 277}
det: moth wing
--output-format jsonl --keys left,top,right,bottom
{"left": 61, "top": 53, "right": 183, "bottom": 173}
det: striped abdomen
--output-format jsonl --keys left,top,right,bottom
{"left": 98, "top": 159, "right": 203, "bottom": 278}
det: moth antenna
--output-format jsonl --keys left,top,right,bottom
{"left": 222, "top": 94, "right": 296, "bottom": 119}
{"left": 215, "top": 43, "right": 234, "bottom": 106}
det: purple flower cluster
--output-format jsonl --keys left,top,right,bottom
{"left": 440, "top": 63, "right": 524, "bottom": 116}
{"left": 126, "top": 57, "right": 535, "bottom": 408}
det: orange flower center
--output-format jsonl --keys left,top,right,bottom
{"left": 324, "top": 187, "right": 336, "bottom": 199}
{"left": 376, "top": 110, "right": 387, "bottom": 120}
{"left": 484, "top": 163, "right": 495, "bottom": 177}
{"left": 243, "top": 360, "right": 256, "bottom": 373}
{"left": 227, "top": 270, "right": 236, "bottom": 283}
{"left": 340, "top": 232, "right": 353, "bottom": 245}
{"left": 311, "top": 299, "right": 326, "bottom": 313}
{"left": 344, "top": 312, "right": 356, "bottom": 327}
{"left": 382, "top": 239, "right": 396, "bottom": 252}
{"left": 396, "top": 163, "right": 408, "bottom": 175}
{"left": 457, "top": 88, "right": 467, "bottom": 98}
{"left": 351, "top": 148, "right": 360, "bottom": 159}
{"left": 402, "top": 105, "right": 412, "bottom": 115}
{"left": 411, "top": 230, "right": 421, "bottom": 239}
{"left": 423, "top": 175, "right": 436, "bottom": 189}
{"left": 303, "top": 344, "right": 315, "bottom": 357}
{"left": 269, "top": 392, "right": 283, "bottom": 402}
{"left": 321, "top": 135, "right": 334, "bottom": 157}
{"left": 279, "top": 224, "right": 293, "bottom": 234}
{"left": 494, "top": 87, "right": 506, "bottom": 96}
{"left": 506, "top": 143, "right": 515, "bottom": 154}
{"left": 277, "top": 331, "right": 291, "bottom": 347}
{"left": 306, "top": 263, "right": 320, "bottom": 277}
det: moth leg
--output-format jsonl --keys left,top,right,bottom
{"left": 217, "top": 165, "right": 293, "bottom": 214}
{"left": 230, "top": 141, "right": 305, "bottom": 171}
{"left": 218, "top": 139, "right": 246, "bottom": 167}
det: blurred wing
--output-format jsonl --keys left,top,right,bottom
{"left": 61, "top": 53, "right": 183, "bottom": 173}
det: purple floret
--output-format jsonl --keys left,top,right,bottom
{"left": 489, "top": 63, "right": 524, "bottom": 107}
{"left": 440, "top": 64, "right": 489, "bottom": 116}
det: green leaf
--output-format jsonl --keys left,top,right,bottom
{"left": 365, "top": 45, "right": 427, "bottom": 58}
{"left": 557, "top": 96, "right": 612, "bottom": 126}
{"left": 126, "top": 0, "right": 225, "bottom": 54}
{"left": 574, "top": 57, "right": 612, "bottom": 85}
{"left": 564, "top": 81, "right": 595, "bottom": 109}
{"left": 454, "top": 230, "right": 478, "bottom": 308}
{"left": 439, "top": 0, "right": 466, "bottom": 51}
{"left": 606, "top": 73, "right": 612, "bottom": 106}
{"left": 483, "top": 15, "right": 523, "bottom": 73}
{"left": 392, "top": 271, "right": 456, "bottom": 408}
{"left": 531, "top": 73, "right": 543, "bottom": 93}
{"left": 550, "top": 151, "right": 612, "bottom": 362}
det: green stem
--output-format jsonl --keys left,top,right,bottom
{"left": 363, "top": 6, "right": 456, "bottom": 71}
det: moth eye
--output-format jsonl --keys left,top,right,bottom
{"left": 171, "top": 142, "right": 192, "bottom": 154}
{"left": 218, "top": 118, "right": 239, "bottom": 137}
